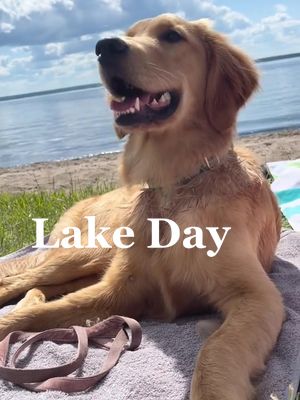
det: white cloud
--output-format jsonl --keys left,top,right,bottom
{"left": 0, "top": 21, "right": 14, "bottom": 33}
{"left": 0, "top": 77, "right": 41, "bottom": 95}
{"left": 11, "top": 45, "right": 30, "bottom": 53}
{"left": 275, "top": 4, "right": 287, "bottom": 13}
{"left": 40, "top": 52, "right": 95, "bottom": 78}
{"left": 0, "top": 55, "right": 9, "bottom": 75}
{"left": 174, "top": 10, "right": 186, "bottom": 19}
{"left": 0, "top": 53, "right": 33, "bottom": 76}
{"left": 1, "top": 0, "right": 300, "bottom": 96}
{"left": 0, "top": 0, "right": 74, "bottom": 20}
{"left": 194, "top": 0, "right": 251, "bottom": 29}
{"left": 0, "top": 65, "right": 9, "bottom": 75}
{"left": 99, "top": 29, "right": 124, "bottom": 39}
{"left": 80, "top": 34, "right": 93, "bottom": 42}
{"left": 230, "top": 4, "right": 300, "bottom": 48}
{"left": 9, "top": 55, "right": 33, "bottom": 67}
{"left": 45, "top": 42, "right": 65, "bottom": 56}
{"left": 101, "top": 0, "right": 122, "bottom": 12}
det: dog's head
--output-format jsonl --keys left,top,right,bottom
{"left": 96, "top": 14, "right": 258, "bottom": 139}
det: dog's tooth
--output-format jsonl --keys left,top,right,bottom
{"left": 135, "top": 97, "right": 140, "bottom": 111}
{"left": 151, "top": 99, "right": 158, "bottom": 106}
{"left": 130, "top": 107, "right": 135, "bottom": 113}
{"left": 159, "top": 92, "right": 171, "bottom": 104}
{"left": 164, "top": 92, "right": 171, "bottom": 102}
{"left": 114, "top": 96, "right": 125, "bottom": 103}
{"left": 158, "top": 94, "right": 166, "bottom": 104}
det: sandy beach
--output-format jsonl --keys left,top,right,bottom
{"left": 0, "top": 129, "right": 299, "bottom": 194}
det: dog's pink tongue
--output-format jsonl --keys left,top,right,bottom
{"left": 110, "top": 94, "right": 151, "bottom": 112}
{"left": 111, "top": 98, "right": 135, "bottom": 112}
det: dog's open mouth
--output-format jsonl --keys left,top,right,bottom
{"left": 108, "top": 77, "right": 180, "bottom": 126}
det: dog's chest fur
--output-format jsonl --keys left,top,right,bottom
{"left": 122, "top": 182, "right": 227, "bottom": 317}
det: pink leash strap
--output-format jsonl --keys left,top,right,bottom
{"left": 0, "top": 315, "right": 142, "bottom": 393}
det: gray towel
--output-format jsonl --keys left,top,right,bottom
{"left": 0, "top": 230, "right": 299, "bottom": 400}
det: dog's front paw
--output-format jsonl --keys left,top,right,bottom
{"left": 0, "top": 312, "right": 33, "bottom": 340}
{"left": 0, "top": 302, "right": 33, "bottom": 340}
{"left": 190, "top": 372, "right": 216, "bottom": 400}
{"left": 0, "top": 275, "right": 29, "bottom": 307}
{"left": 190, "top": 362, "right": 253, "bottom": 400}
{"left": 190, "top": 374, "right": 230, "bottom": 400}
{"left": 190, "top": 346, "right": 254, "bottom": 400}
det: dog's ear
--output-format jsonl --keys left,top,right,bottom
{"left": 194, "top": 21, "right": 259, "bottom": 133}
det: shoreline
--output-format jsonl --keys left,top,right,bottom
{"left": 0, "top": 129, "right": 299, "bottom": 194}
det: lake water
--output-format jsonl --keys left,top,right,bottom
{"left": 0, "top": 58, "right": 299, "bottom": 168}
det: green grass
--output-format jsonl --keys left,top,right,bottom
{"left": 281, "top": 214, "right": 292, "bottom": 230}
{"left": 266, "top": 176, "right": 291, "bottom": 230}
{"left": 0, "top": 183, "right": 113, "bottom": 257}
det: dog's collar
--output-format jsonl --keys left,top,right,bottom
{"left": 148, "top": 154, "right": 225, "bottom": 190}
{"left": 179, "top": 156, "right": 220, "bottom": 186}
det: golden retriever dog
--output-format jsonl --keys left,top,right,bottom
{"left": 0, "top": 14, "right": 284, "bottom": 400}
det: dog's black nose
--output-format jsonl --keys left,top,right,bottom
{"left": 95, "top": 38, "right": 129, "bottom": 64}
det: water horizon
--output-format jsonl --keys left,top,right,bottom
{"left": 2, "top": 51, "right": 300, "bottom": 103}
{"left": 0, "top": 57, "right": 299, "bottom": 169}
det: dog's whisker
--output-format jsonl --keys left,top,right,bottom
{"left": 146, "top": 62, "right": 177, "bottom": 80}
{"left": 134, "top": 69, "right": 173, "bottom": 91}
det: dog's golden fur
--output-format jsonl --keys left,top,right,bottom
{"left": 0, "top": 14, "right": 284, "bottom": 399}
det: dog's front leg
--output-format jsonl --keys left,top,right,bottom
{"left": 190, "top": 259, "right": 284, "bottom": 400}
{"left": 0, "top": 247, "right": 114, "bottom": 306}
{"left": 0, "top": 252, "right": 145, "bottom": 339}
{"left": 0, "top": 251, "right": 46, "bottom": 278}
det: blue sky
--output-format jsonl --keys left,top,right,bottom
{"left": 0, "top": 0, "right": 300, "bottom": 96}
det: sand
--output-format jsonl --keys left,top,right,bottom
{"left": 0, "top": 129, "right": 299, "bottom": 194}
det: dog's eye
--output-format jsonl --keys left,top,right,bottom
{"left": 160, "top": 29, "right": 183, "bottom": 43}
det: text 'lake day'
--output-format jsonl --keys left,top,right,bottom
{"left": 33, "top": 217, "right": 231, "bottom": 257}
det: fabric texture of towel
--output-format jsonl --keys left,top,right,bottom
{"left": 267, "top": 159, "right": 300, "bottom": 231}
{"left": 0, "top": 230, "right": 299, "bottom": 400}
